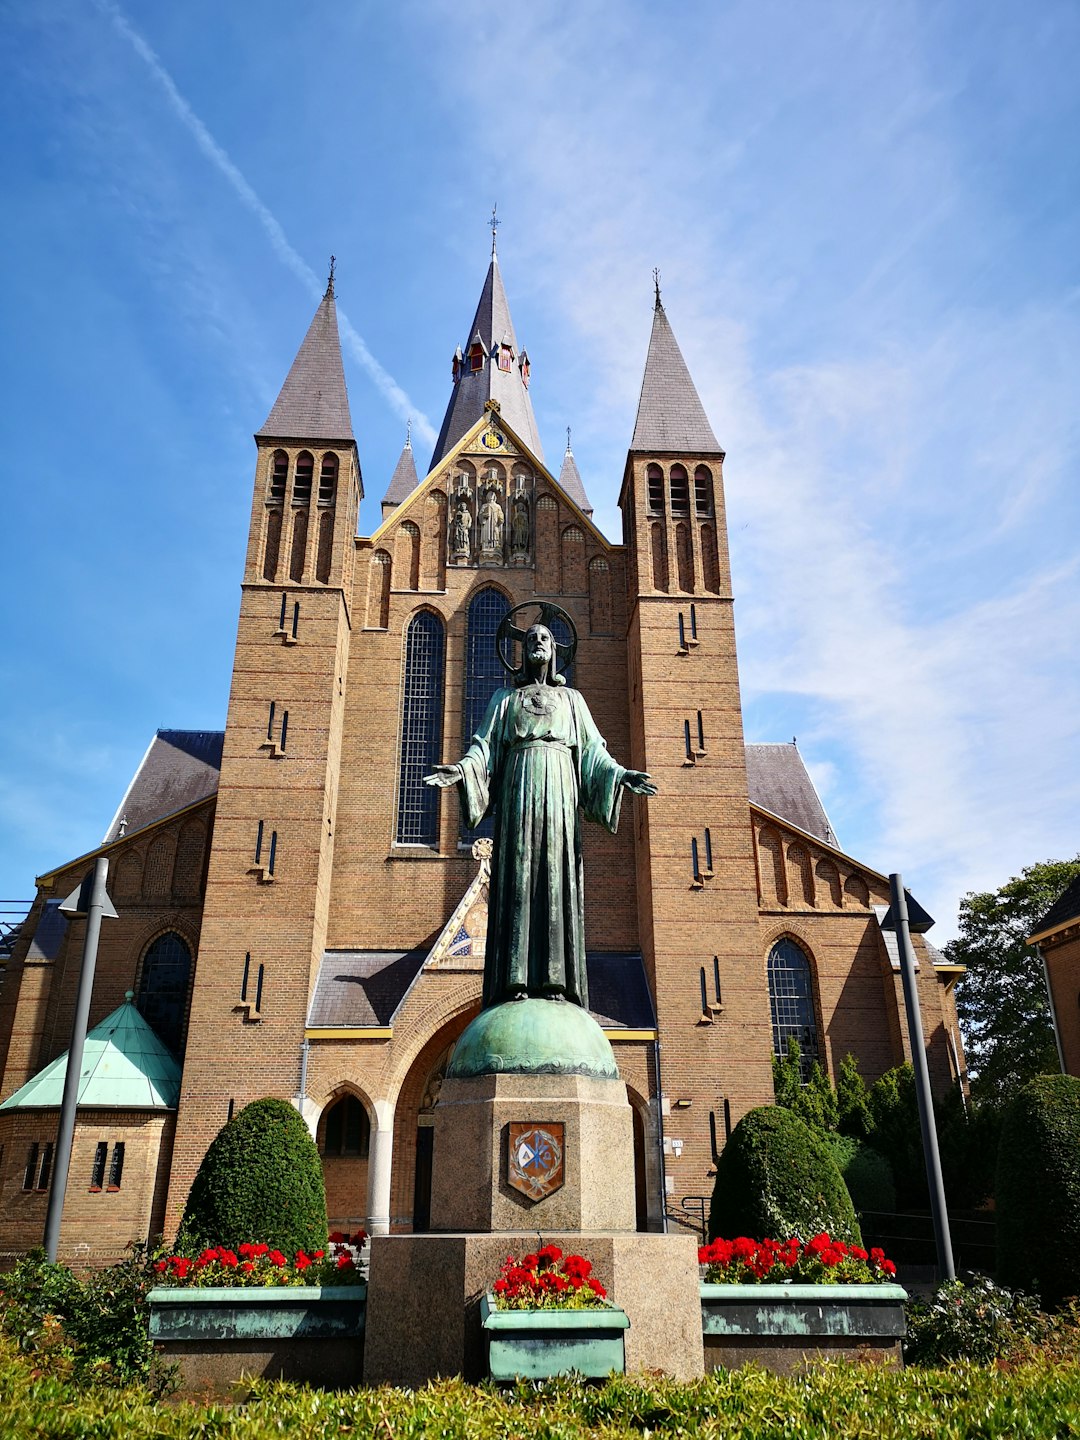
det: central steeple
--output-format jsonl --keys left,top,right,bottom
{"left": 429, "top": 250, "right": 544, "bottom": 471}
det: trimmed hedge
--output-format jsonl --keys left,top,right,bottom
{"left": 178, "top": 1097, "right": 328, "bottom": 1256}
{"left": 2, "top": 1334, "right": 1080, "bottom": 1439}
{"left": 996, "top": 1073, "right": 1080, "bottom": 1306}
{"left": 708, "top": 1105, "right": 861, "bottom": 1244}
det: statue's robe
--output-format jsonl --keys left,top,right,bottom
{"left": 455, "top": 683, "right": 625, "bottom": 1009}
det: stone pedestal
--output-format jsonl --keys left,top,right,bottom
{"left": 362, "top": 1232, "right": 703, "bottom": 1386}
{"left": 430, "top": 1071, "right": 636, "bottom": 1233}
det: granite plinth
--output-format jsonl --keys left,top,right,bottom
{"left": 430, "top": 1071, "right": 635, "bottom": 1233}
{"left": 362, "top": 1232, "right": 703, "bottom": 1386}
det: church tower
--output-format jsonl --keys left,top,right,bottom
{"left": 622, "top": 288, "right": 775, "bottom": 1202}
{"left": 164, "top": 272, "right": 362, "bottom": 1230}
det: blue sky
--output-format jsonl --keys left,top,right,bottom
{"left": 2, "top": 0, "right": 1078, "bottom": 941}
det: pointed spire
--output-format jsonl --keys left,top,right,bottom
{"left": 630, "top": 288, "right": 721, "bottom": 454}
{"left": 558, "top": 429, "right": 593, "bottom": 516}
{"left": 257, "top": 286, "right": 354, "bottom": 442}
{"left": 429, "top": 252, "right": 544, "bottom": 470}
{"left": 382, "top": 426, "right": 420, "bottom": 508}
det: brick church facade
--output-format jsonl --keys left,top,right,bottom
{"left": 0, "top": 254, "right": 966, "bottom": 1263}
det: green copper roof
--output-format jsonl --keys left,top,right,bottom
{"left": 0, "top": 994, "right": 181, "bottom": 1112}
{"left": 447, "top": 998, "right": 619, "bottom": 1080}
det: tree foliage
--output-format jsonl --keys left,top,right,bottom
{"left": 946, "top": 857, "right": 1080, "bottom": 1105}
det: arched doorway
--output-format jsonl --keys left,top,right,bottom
{"left": 411, "top": 1039, "right": 457, "bottom": 1233}
{"left": 317, "top": 1089, "right": 371, "bottom": 1233}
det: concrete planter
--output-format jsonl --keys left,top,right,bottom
{"left": 147, "top": 1285, "right": 366, "bottom": 1394}
{"left": 700, "top": 1282, "right": 907, "bottom": 1373}
{"left": 480, "top": 1292, "right": 630, "bottom": 1381}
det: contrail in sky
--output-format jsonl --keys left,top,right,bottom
{"left": 95, "top": 0, "right": 437, "bottom": 449}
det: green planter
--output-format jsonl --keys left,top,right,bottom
{"left": 480, "top": 1292, "right": 630, "bottom": 1381}
{"left": 700, "top": 1282, "right": 907, "bottom": 1374}
{"left": 147, "top": 1285, "right": 366, "bottom": 1393}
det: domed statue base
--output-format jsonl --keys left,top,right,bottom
{"left": 430, "top": 1000, "right": 636, "bottom": 1233}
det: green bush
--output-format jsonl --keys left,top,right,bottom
{"left": 819, "top": 1131, "right": 897, "bottom": 1214}
{"left": 836, "top": 1052, "right": 873, "bottom": 1138}
{"left": 0, "top": 1246, "right": 164, "bottom": 1391}
{"left": 996, "top": 1073, "right": 1080, "bottom": 1306}
{"left": 708, "top": 1105, "right": 862, "bottom": 1244}
{"left": 3, "top": 1329, "right": 1080, "bottom": 1438}
{"left": 179, "top": 1096, "right": 328, "bottom": 1256}
{"left": 904, "top": 1275, "right": 1047, "bottom": 1366}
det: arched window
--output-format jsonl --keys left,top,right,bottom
{"left": 694, "top": 465, "right": 713, "bottom": 515}
{"left": 263, "top": 509, "right": 282, "bottom": 582}
{"left": 136, "top": 931, "right": 192, "bottom": 1056}
{"left": 669, "top": 465, "right": 690, "bottom": 516}
{"left": 461, "top": 588, "right": 510, "bottom": 841}
{"left": 646, "top": 464, "right": 664, "bottom": 514}
{"left": 289, "top": 507, "right": 308, "bottom": 582}
{"left": 293, "top": 452, "right": 314, "bottom": 505}
{"left": 549, "top": 610, "right": 575, "bottom": 688}
{"left": 767, "top": 938, "right": 819, "bottom": 1079}
{"left": 268, "top": 450, "right": 288, "bottom": 503}
{"left": 320, "top": 1094, "right": 369, "bottom": 1157}
{"left": 318, "top": 453, "right": 338, "bottom": 507}
{"left": 396, "top": 611, "right": 446, "bottom": 845}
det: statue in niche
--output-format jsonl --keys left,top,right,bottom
{"left": 478, "top": 484, "right": 504, "bottom": 555}
{"left": 510, "top": 493, "right": 530, "bottom": 558}
{"left": 425, "top": 602, "right": 655, "bottom": 1010}
{"left": 450, "top": 495, "right": 472, "bottom": 561}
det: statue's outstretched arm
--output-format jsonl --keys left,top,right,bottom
{"left": 621, "top": 770, "right": 657, "bottom": 796}
{"left": 424, "top": 764, "right": 463, "bottom": 789}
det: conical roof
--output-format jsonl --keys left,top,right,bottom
{"left": 558, "top": 440, "right": 593, "bottom": 515}
{"left": 257, "top": 288, "right": 354, "bottom": 442}
{"left": 630, "top": 298, "right": 721, "bottom": 453}
{"left": 430, "top": 255, "right": 544, "bottom": 469}
{"left": 0, "top": 994, "right": 181, "bottom": 1111}
{"left": 382, "top": 435, "right": 420, "bottom": 507}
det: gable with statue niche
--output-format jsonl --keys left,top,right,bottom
{"left": 362, "top": 407, "right": 620, "bottom": 623}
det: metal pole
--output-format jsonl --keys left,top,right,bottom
{"left": 653, "top": 1036, "right": 669, "bottom": 1233}
{"left": 889, "top": 873, "right": 955, "bottom": 1283}
{"left": 44, "top": 856, "right": 109, "bottom": 1262}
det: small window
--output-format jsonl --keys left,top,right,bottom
{"left": 269, "top": 451, "right": 288, "bottom": 503}
{"left": 669, "top": 465, "right": 690, "bottom": 515}
{"left": 293, "top": 452, "right": 314, "bottom": 505}
{"left": 90, "top": 1141, "right": 108, "bottom": 1190}
{"left": 498, "top": 344, "right": 513, "bottom": 373}
{"left": 136, "top": 932, "right": 192, "bottom": 1056}
{"left": 22, "top": 1143, "right": 39, "bottom": 1191}
{"left": 694, "top": 465, "right": 713, "bottom": 515}
{"left": 646, "top": 464, "right": 664, "bottom": 514}
{"left": 468, "top": 343, "right": 485, "bottom": 373}
{"left": 108, "top": 1143, "right": 125, "bottom": 1190}
{"left": 36, "top": 1143, "right": 54, "bottom": 1192}
{"left": 318, "top": 453, "right": 338, "bottom": 507}
{"left": 322, "top": 1094, "right": 370, "bottom": 1157}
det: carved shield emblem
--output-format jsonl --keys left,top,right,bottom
{"left": 507, "top": 1122, "right": 565, "bottom": 1201}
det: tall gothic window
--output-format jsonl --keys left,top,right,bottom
{"left": 767, "top": 938, "right": 819, "bottom": 1079}
{"left": 136, "top": 931, "right": 192, "bottom": 1056}
{"left": 396, "top": 611, "right": 445, "bottom": 845}
{"left": 461, "top": 588, "right": 510, "bottom": 841}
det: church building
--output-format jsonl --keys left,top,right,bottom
{"left": 0, "top": 250, "right": 966, "bottom": 1263}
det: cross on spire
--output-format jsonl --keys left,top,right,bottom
{"left": 326, "top": 254, "right": 336, "bottom": 299}
{"left": 653, "top": 267, "right": 662, "bottom": 310}
{"left": 566, "top": 426, "right": 572, "bottom": 453}
{"left": 490, "top": 204, "right": 501, "bottom": 258}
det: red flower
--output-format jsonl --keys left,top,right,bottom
{"left": 336, "top": 1253, "right": 354, "bottom": 1271}
{"left": 313, "top": 1250, "right": 325, "bottom": 1260}
{"left": 154, "top": 1260, "right": 167, "bottom": 1273}
{"left": 268, "top": 1250, "right": 287, "bottom": 1268}
{"left": 240, "top": 1261, "right": 255, "bottom": 1273}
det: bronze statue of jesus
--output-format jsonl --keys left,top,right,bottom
{"left": 426, "top": 604, "right": 655, "bottom": 1011}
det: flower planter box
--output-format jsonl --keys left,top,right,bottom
{"left": 147, "top": 1285, "right": 366, "bottom": 1395}
{"left": 480, "top": 1292, "right": 630, "bottom": 1381}
{"left": 700, "top": 1282, "right": 907, "bottom": 1374}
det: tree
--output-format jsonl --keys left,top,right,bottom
{"left": 946, "top": 857, "right": 1080, "bottom": 1105}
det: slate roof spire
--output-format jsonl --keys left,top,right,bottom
{"left": 382, "top": 426, "right": 420, "bottom": 509}
{"left": 429, "top": 252, "right": 544, "bottom": 470}
{"left": 257, "top": 270, "right": 354, "bottom": 442}
{"left": 558, "top": 429, "right": 593, "bottom": 516}
{"left": 630, "top": 286, "right": 721, "bottom": 454}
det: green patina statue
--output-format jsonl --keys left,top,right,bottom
{"left": 426, "top": 602, "right": 655, "bottom": 1013}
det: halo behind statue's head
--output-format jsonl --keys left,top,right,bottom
{"left": 497, "top": 602, "right": 578, "bottom": 687}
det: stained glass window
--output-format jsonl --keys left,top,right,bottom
{"left": 461, "top": 589, "right": 510, "bottom": 841}
{"left": 767, "top": 937, "right": 819, "bottom": 1080}
{"left": 136, "top": 932, "right": 192, "bottom": 1056}
{"left": 396, "top": 610, "right": 445, "bottom": 845}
